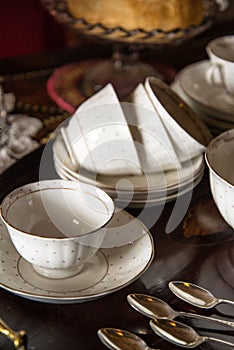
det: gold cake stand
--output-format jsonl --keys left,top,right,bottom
{"left": 41, "top": 0, "right": 227, "bottom": 102}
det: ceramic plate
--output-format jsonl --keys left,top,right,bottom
{"left": 53, "top": 133, "right": 204, "bottom": 193}
{"left": 54, "top": 160, "right": 204, "bottom": 198}
{"left": 171, "top": 77, "right": 234, "bottom": 135}
{"left": 113, "top": 170, "right": 205, "bottom": 208}
{"left": 55, "top": 160, "right": 204, "bottom": 207}
{"left": 179, "top": 60, "right": 234, "bottom": 119}
{"left": 0, "top": 210, "right": 154, "bottom": 303}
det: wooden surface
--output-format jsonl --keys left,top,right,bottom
{"left": 0, "top": 12, "right": 233, "bottom": 350}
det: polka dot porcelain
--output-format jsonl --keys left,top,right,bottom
{"left": 145, "top": 77, "right": 209, "bottom": 163}
{"left": 64, "top": 81, "right": 210, "bottom": 177}
{"left": 125, "top": 83, "right": 181, "bottom": 173}
{"left": 205, "top": 129, "right": 234, "bottom": 228}
{"left": 0, "top": 180, "right": 114, "bottom": 279}
{"left": 0, "top": 209, "right": 154, "bottom": 303}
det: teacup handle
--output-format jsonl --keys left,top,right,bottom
{"left": 206, "top": 62, "right": 225, "bottom": 88}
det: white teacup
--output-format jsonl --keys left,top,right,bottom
{"left": 0, "top": 180, "right": 114, "bottom": 279}
{"left": 206, "top": 35, "right": 234, "bottom": 96}
{"left": 205, "top": 129, "right": 234, "bottom": 229}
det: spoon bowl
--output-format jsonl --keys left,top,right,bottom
{"left": 169, "top": 281, "right": 234, "bottom": 309}
{"left": 150, "top": 318, "right": 234, "bottom": 348}
{"left": 127, "top": 293, "right": 234, "bottom": 328}
{"left": 127, "top": 294, "right": 177, "bottom": 319}
{"left": 98, "top": 328, "right": 159, "bottom": 350}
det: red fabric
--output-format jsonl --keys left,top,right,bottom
{"left": 0, "top": 0, "right": 65, "bottom": 58}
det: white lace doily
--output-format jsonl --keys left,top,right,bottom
{"left": 0, "top": 90, "right": 43, "bottom": 174}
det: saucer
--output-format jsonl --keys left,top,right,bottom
{"left": 114, "top": 170, "right": 205, "bottom": 207}
{"left": 53, "top": 133, "right": 204, "bottom": 192}
{"left": 179, "top": 60, "right": 234, "bottom": 119}
{"left": 0, "top": 211, "right": 154, "bottom": 303}
{"left": 57, "top": 162, "right": 204, "bottom": 208}
{"left": 172, "top": 78, "right": 234, "bottom": 135}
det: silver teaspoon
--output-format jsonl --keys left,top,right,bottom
{"left": 127, "top": 293, "right": 234, "bottom": 328}
{"left": 169, "top": 281, "right": 234, "bottom": 309}
{"left": 150, "top": 319, "right": 234, "bottom": 348}
{"left": 98, "top": 328, "right": 160, "bottom": 350}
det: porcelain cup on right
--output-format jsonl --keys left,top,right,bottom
{"left": 206, "top": 36, "right": 234, "bottom": 96}
{"left": 205, "top": 129, "right": 234, "bottom": 229}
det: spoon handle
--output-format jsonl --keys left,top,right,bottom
{"left": 179, "top": 311, "right": 234, "bottom": 328}
{"left": 206, "top": 336, "right": 234, "bottom": 347}
{"left": 220, "top": 299, "right": 234, "bottom": 306}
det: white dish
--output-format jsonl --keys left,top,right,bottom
{"left": 55, "top": 160, "right": 204, "bottom": 198}
{"left": 55, "top": 160, "right": 204, "bottom": 208}
{"left": 106, "top": 170, "right": 204, "bottom": 208}
{"left": 53, "top": 133, "right": 204, "bottom": 193}
{"left": 206, "top": 35, "right": 234, "bottom": 96}
{"left": 0, "top": 210, "right": 154, "bottom": 303}
{"left": 172, "top": 76, "right": 234, "bottom": 135}
{"left": 178, "top": 60, "right": 234, "bottom": 118}
{"left": 0, "top": 180, "right": 114, "bottom": 280}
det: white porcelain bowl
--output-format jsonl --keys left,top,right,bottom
{"left": 0, "top": 180, "right": 114, "bottom": 279}
{"left": 205, "top": 129, "right": 234, "bottom": 228}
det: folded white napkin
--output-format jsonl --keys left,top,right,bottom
{"left": 64, "top": 80, "right": 206, "bottom": 176}
{"left": 64, "top": 84, "right": 142, "bottom": 175}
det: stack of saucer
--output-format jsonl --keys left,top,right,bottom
{"left": 53, "top": 78, "right": 211, "bottom": 208}
{"left": 172, "top": 60, "right": 234, "bottom": 136}
{"left": 172, "top": 36, "right": 234, "bottom": 136}
{"left": 53, "top": 133, "right": 205, "bottom": 208}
